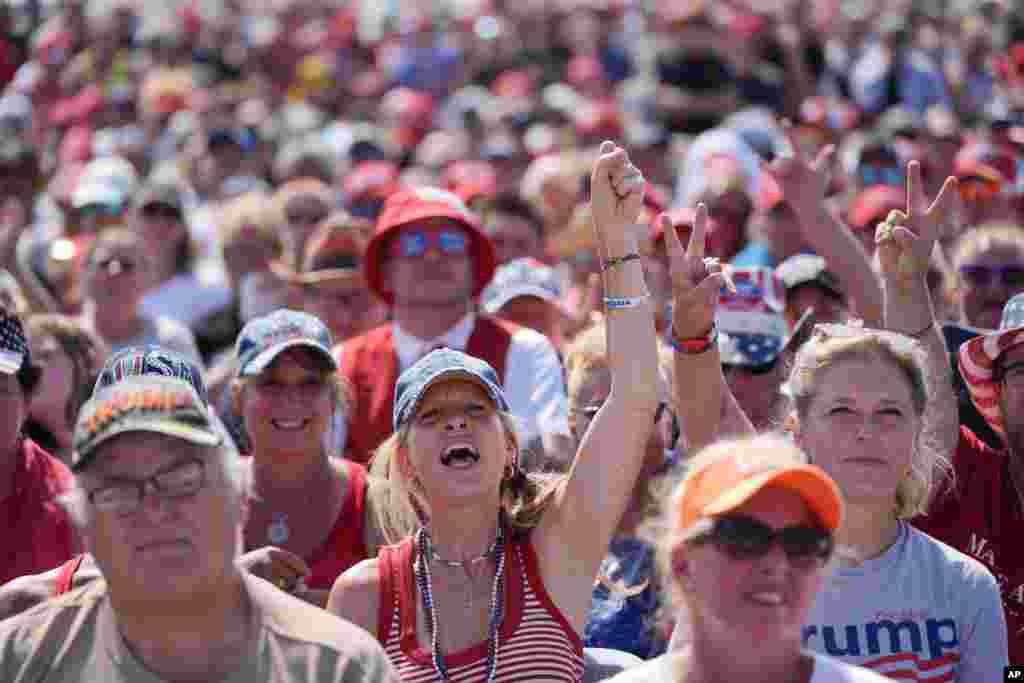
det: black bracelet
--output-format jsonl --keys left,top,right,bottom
{"left": 602, "top": 253, "right": 641, "bottom": 272}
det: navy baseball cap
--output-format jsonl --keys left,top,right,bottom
{"left": 393, "top": 348, "right": 509, "bottom": 430}
{"left": 236, "top": 309, "right": 336, "bottom": 377}
{"left": 94, "top": 345, "right": 208, "bottom": 404}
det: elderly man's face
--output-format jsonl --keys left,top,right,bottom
{"left": 80, "top": 433, "right": 241, "bottom": 604}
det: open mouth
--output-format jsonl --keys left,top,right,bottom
{"left": 441, "top": 444, "right": 481, "bottom": 469}
{"left": 747, "top": 590, "right": 786, "bottom": 606}
{"left": 272, "top": 419, "right": 309, "bottom": 431}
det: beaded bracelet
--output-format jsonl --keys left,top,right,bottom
{"left": 602, "top": 253, "right": 641, "bottom": 272}
{"left": 604, "top": 294, "right": 650, "bottom": 310}
{"left": 666, "top": 323, "right": 718, "bottom": 354}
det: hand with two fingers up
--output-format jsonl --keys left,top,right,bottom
{"left": 665, "top": 204, "right": 735, "bottom": 341}
{"left": 874, "top": 160, "right": 958, "bottom": 293}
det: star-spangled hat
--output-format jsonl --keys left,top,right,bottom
{"left": 93, "top": 346, "right": 208, "bottom": 404}
{"left": 0, "top": 308, "right": 30, "bottom": 375}
{"left": 959, "top": 293, "right": 1024, "bottom": 438}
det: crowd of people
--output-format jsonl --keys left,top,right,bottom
{"left": 1, "top": 0, "right": 1024, "bottom": 680}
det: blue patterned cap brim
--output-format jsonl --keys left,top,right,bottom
{"left": 239, "top": 339, "right": 337, "bottom": 377}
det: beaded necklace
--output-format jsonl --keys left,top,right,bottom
{"left": 414, "top": 522, "right": 506, "bottom": 683}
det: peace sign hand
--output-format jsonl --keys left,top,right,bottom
{"left": 762, "top": 120, "right": 835, "bottom": 217}
{"left": 666, "top": 204, "right": 735, "bottom": 339}
{"left": 590, "top": 141, "right": 645, "bottom": 248}
{"left": 875, "top": 161, "right": 958, "bottom": 291}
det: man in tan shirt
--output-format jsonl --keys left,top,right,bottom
{"left": 0, "top": 374, "right": 398, "bottom": 683}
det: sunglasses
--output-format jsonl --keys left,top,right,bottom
{"left": 723, "top": 358, "right": 778, "bottom": 376}
{"left": 140, "top": 203, "right": 181, "bottom": 220}
{"left": 287, "top": 208, "right": 329, "bottom": 225}
{"left": 858, "top": 163, "right": 902, "bottom": 188}
{"left": 95, "top": 257, "right": 137, "bottom": 275}
{"left": 687, "top": 514, "right": 833, "bottom": 563}
{"left": 391, "top": 227, "right": 468, "bottom": 259}
{"left": 959, "top": 264, "right": 1024, "bottom": 289}
{"left": 958, "top": 176, "right": 1002, "bottom": 203}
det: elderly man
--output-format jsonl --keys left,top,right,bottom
{"left": 0, "top": 373, "right": 398, "bottom": 682}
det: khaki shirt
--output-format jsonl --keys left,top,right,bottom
{"left": 0, "top": 573, "right": 399, "bottom": 683}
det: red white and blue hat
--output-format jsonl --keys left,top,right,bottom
{"left": 0, "top": 309, "right": 29, "bottom": 375}
{"left": 959, "top": 293, "right": 1024, "bottom": 439}
{"left": 716, "top": 267, "right": 790, "bottom": 367}
{"left": 236, "top": 309, "right": 336, "bottom": 377}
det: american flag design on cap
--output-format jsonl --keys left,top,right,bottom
{"left": 0, "top": 309, "right": 28, "bottom": 375}
{"left": 958, "top": 293, "right": 1024, "bottom": 438}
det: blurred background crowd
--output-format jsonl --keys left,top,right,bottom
{"left": 1, "top": 0, "right": 1024, "bottom": 668}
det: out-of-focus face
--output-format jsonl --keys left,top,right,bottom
{"left": 133, "top": 202, "right": 187, "bottom": 265}
{"left": 236, "top": 348, "right": 334, "bottom": 459}
{"left": 956, "top": 243, "right": 1024, "bottom": 330}
{"left": 27, "top": 332, "right": 74, "bottom": 425}
{"left": 487, "top": 212, "right": 542, "bottom": 264}
{"left": 795, "top": 355, "right": 919, "bottom": 507}
{"left": 84, "top": 242, "right": 148, "bottom": 310}
{"left": 0, "top": 372, "right": 25, "bottom": 456}
{"left": 723, "top": 357, "right": 786, "bottom": 431}
{"left": 383, "top": 218, "right": 475, "bottom": 307}
{"left": 495, "top": 296, "right": 563, "bottom": 345}
{"left": 81, "top": 433, "right": 240, "bottom": 604}
{"left": 785, "top": 285, "right": 847, "bottom": 329}
{"left": 282, "top": 195, "right": 330, "bottom": 260}
{"left": 222, "top": 224, "right": 279, "bottom": 291}
{"left": 677, "top": 486, "right": 827, "bottom": 645}
{"left": 404, "top": 380, "right": 508, "bottom": 508}
{"left": 999, "top": 344, "right": 1024, "bottom": 456}
{"left": 302, "top": 279, "right": 387, "bottom": 343}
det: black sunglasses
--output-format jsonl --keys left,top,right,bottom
{"left": 723, "top": 358, "right": 779, "bottom": 376}
{"left": 687, "top": 514, "right": 833, "bottom": 563}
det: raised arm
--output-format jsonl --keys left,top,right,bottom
{"left": 534, "top": 142, "right": 659, "bottom": 627}
{"left": 768, "top": 122, "right": 884, "bottom": 328}
{"left": 665, "top": 204, "right": 749, "bottom": 452}
{"left": 876, "top": 161, "right": 961, "bottom": 479}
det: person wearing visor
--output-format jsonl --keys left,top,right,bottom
{"left": 231, "top": 309, "right": 384, "bottom": 605}
{"left": 0, "top": 372, "right": 399, "bottom": 682}
{"left": 328, "top": 143, "right": 661, "bottom": 681}
{"left": 671, "top": 162, "right": 1008, "bottom": 680}
{"left": 610, "top": 434, "right": 889, "bottom": 682}
{"left": 336, "top": 185, "right": 571, "bottom": 465}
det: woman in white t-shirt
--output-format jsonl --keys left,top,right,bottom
{"left": 608, "top": 434, "right": 889, "bottom": 683}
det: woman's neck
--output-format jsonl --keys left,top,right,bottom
{"left": 82, "top": 301, "right": 145, "bottom": 342}
{"left": 426, "top": 503, "right": 502, "bottom": 564}
{"left": 29, "top": 407, "right": 71, "bottom": 451}
{"left": 834, "top": 502, "right": 901, "bottom": 565}
{"left": 248, "top": 449, "right": 334, "bottom": 498}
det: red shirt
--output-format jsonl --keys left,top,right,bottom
{"left": 913, "top": 427, "right": 1023, "bottom": 663}
{"left": 0, "top": 439, "right": 76, "bottom": 585}
{"left": 303, "top": 459, "right": 369, "bottom": 590}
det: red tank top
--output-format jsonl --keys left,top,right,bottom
{"left": 304, "top": 459, "right": 370, "bottom": 590}
{"left": 377, "top": 534, "right": 584, "bottom": 682}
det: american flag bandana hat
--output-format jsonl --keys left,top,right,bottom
{"left": 0, "top": 309, "right": 28, "bottom": 375}
{"left": 958, "top": 293, "right": 1024, "bottom": 439}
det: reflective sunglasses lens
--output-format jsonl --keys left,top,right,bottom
{"left": 399, "top": 232, "right": 427, "bottom": 258}
{"left": 438, "top": 230, "right": 467, "bottom": 254}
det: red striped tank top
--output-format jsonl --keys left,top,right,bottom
{"left": 377, "top": 534, "right": 584, "bottom": 682}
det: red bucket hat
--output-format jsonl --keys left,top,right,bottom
{"left": 363, "top": 188, "right": 497, "bottom": 304}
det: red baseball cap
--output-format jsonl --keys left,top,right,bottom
{"left": 847, "top": 185, "right": 906, "bottom": 232}
{"left": 954, "top": 141, "right": 1016, "bottom": 184}
{"left": 443, "top": 161, "right": 499, "bottom": 204}
{"left": 363, "top": 188, "right": 497, "bottom": 304}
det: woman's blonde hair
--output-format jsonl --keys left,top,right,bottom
{"left": 782, "top": 328, "right": 949, "bottom": 519}
{"left": 369, "top": 411, "right": 563, "bottom": 545}
{"left": 217, "top": 192, "right": 283, "bottom": 254}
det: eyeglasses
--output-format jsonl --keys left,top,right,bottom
{"left": 87, "top": 458, "right": 207, "bottom": 515}
{"left": 391, "top": 227, "right": 469, "bottom": 259}
{"left": 78, "top": 203, "right": 122, "bottom": 219}
{"left": 140, "top": 203, "right": 182, "bottom": 221}
{"left": 286, "top": 208, "right": 329, "bottom": 225}
{"left": 686, "top": 514, "right": 833, "bottom": 564}
{"left": 958, "top": 176, "right": 1002, "bottom": 203}
{"left": 959, "top": 264, "right": 1024, "bottom": 289}
{"left": 580, "top": 400, "right": 680, "bottom": 451}
{"left": 858, "top": 164, "right": 902, "bottom": 188}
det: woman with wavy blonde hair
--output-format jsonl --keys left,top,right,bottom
{"left": 327, "top": 143, "right": 667, "bottom": 681}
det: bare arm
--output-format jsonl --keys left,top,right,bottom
{"left": 877, "top": 162, "right": 960, "bottom": 480}
{"left": 534, "top": 143, "right": 659, "bottom": 631}
{"left": 326, "top": 559, "right": 381, "bottom": 638}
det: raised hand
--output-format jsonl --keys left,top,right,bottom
{"left": 590, "top": 140, "right": 645, "bottom": 246}
{"left": 875, "top": 161, "right": 958, "bottom": 291}
{"left": 238, "top": 545, "right": 310, "bottom": 593}
{"left": 762, "top": 120, "right": 834, "bottom": 215}
{"left": 666, "top": 204, "right": 734, "bottom": 339}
